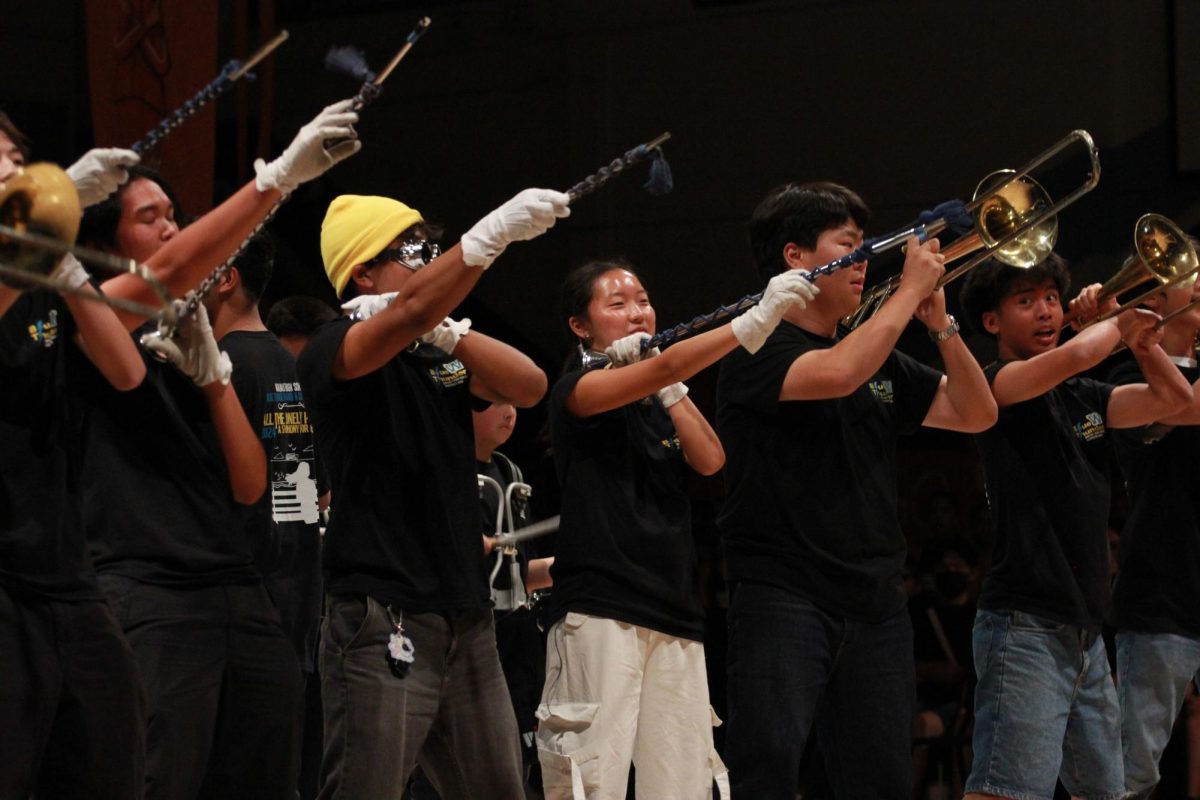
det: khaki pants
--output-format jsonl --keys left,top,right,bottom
{"left": 536, "top": 612, "right": 729, "bottom": 799}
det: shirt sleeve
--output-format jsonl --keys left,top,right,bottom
{"left": 720, "top": 331, "right": 809, "bottom": 416}
{"left": 548, "top": 370, "right": 606, "bottom": 441}
{"left": 296, "top": 318, "right": 361, "bottom": 408}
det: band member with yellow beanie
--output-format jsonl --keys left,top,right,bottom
{"left": 298, "top": 188, "right": 568, "bottom": 799}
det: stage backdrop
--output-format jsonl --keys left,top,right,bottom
{"left": 84, "top": 0, "right": 219, "bottom": 214}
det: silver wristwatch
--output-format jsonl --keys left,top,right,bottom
{"left": 929, "top": 314, "right": 960, "bottom": 343}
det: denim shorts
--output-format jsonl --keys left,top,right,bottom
{"left": 1116, "top": 630, "right": 1200, "bottom": 798}
{"left": 965, "top": 609, "right": 1124, "bottom": 800}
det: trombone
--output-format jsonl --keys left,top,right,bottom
{"left": 1066, "top": 213, "right": 1199, "bottom": 328}
{"left": 0, "top": 163, "right": 177, "bottom": 325}
{"left": 841, "top": 129, "right": 1101, "bottom": 330}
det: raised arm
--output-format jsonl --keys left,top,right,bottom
{"left": 55, "top": 255, "right": 146, "bottom": 391}
{"left": 332, "top": 189, "right": 569, "bottom": 381}
{"left": 202, "top": 380, "right": 268, "bottom": 504}
{"left": 915, "top": 288, "right": 997, "bottom": 432}
{"left": 567, "top": 326, "right": 740, "bottom": 418}
{"left": 1106, "top": 313, "right": 1193, "bottom": 428}
{"left": 455, "top": 331, "right": 546, "bottom": 409}
{"left": 991, "top": 308, "right": 1145, "bottom": 408}
{"left": 780, "top": 237, "right": 944, "bottom": 401}
{"left": 569, "top": 269, "right": 818, "bottom": 418}
{"left": 1153, "top": 373, "right": 1200, "bottom": 425}
{"left": 141, "top": 304, "right": 265, "bottom": 504}
{"left": 104, "top": 101, "right": 361, "bottom": 330}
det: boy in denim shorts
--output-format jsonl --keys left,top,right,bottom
{"left": 958, "top": 255, "right": 1193, "bottom": 800}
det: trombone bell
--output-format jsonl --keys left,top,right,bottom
{"left": 973, "top": 170, "right": 1057, "bottom": 268}
{"left": 1071, "top": 213, "right": 1199, "bottom": 328}
{"left": 0, "top": 163, "right": 82, "bottom": 283}
{"left": 1100, "top": 214, "right": 1196, "bottom": 312}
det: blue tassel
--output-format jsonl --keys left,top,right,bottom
{"left": 324, "top": 46, "right": 376, "bottom": 83}
{"left": 643, "top": 147, "right": 673, "bottom": 195}
{"left": 918, "top": 199, "right": 973, "bottom": 236}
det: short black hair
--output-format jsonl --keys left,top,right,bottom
{"left": 78, "top": 164, "right": 185, "bottom": 251}
{"left": 0, "top": 112, "right": 32, "bottom": 160}
{"left": 231, "top": 232, "right": 275, "bottom": 304}
{"left": 959, "top": 253, "right": 1072, "bottom": 336}
{"left": 748, "top": 182, "right": 871, "bottom": 282}
{"left": 266, "top": 295, "right": 338, "bottom": 338}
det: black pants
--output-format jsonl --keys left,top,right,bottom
{"left": 100, "top": 575, "right": 303, "bottom": 800}
{"left": 724, "top": 582, "right": 915, "bottom": 799}
{"left": 319, "top": 595, "right": 524, "bottom": 800}
{"left": 0, "top": 587, "right": 147, "bottom": 799}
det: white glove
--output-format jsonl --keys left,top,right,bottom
{"left": 603, "top": 333, "right": 688, "bottom": 407}
{"left": 460, "top": 188, "right": 571, "bottom": 269}
{"left": 254, "top": 99, "right": 361, "bottom": 194}
{"left": 66, "top": 148, "right": 139, "bottom": 207}
{"left": 731, "top": 269, "right": 819, "bottom": 354}
{"left": 656, "top": 381, "right": 688, "bottom": 409}
{"left": 419, "top": 317, "right": 471, "bottom": 353}
{"left": 140, "top": 302, "right": 232, "bottom": 387}
{"left": 604, "top": 332, "right": 654, "bottom": 366}
{"left": 341, "top": 291, "right": 398, "bottom": 321}
{"left": 49, "top": 253, "right": 89, "bottom": 291}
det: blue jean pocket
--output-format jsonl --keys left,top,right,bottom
{"left": 1009, "top": 610, "right": 1068, "bottom": 634}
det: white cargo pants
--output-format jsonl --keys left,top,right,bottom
{"left": 535, "top": 612, "right": 729, "bottom": 799}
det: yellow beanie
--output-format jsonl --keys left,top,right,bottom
{"left": 320, "top": 195, "right": 424, "bottom": 297}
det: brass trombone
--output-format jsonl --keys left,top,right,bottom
{"left": 841, "top": 129, "right": 1101, "bottom": 330}
{"left": 1065, "top": 213, "right": 1199, "bottom": 327}
{"left": 0, "top": 163, "right": 177, "bottom": 325}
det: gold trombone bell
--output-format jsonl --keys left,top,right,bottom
{"left": 841, "top": 129, "right": 1099, "bottom": 331}
{"left": 0, "top": 163, "right": 82, "bottom": 282}
{"left": 1073, "top": 213, "right": 1199, "bottom": 326}
{"left": 971, "top": 170, "right": 1057, "bottom": 268}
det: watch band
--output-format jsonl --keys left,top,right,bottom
{"left": 929, "top": 314, "right": 960, "bottom": 343}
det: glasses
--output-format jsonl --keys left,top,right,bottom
{"left": 368, "top": 238, "right": 442, "bottom": 272}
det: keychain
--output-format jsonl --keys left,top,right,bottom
{"left": 385, "top": 605, "right": 415, "bottom": 679}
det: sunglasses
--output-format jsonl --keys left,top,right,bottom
{"left": 368, "top": 238, "right": 442, "bottom": 271}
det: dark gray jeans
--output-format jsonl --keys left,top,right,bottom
{"left": 317, "top": 595, "right": 523, "bottom": 800}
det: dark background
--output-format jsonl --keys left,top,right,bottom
{"left": 4, "top": 0, "right": 1196, "bottom": 620}
{"left": 7, "top": 0, "right": 1200, "bottom": 481}
{"left": 6, "top": 1, "right": 1198, "bottom": 793}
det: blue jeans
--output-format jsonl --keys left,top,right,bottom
{"left": 966, "top": 609, "right": 1124, "bottom": 800}
{"left": 724, "top": 582, "right": 914, "bottom": 799}
{"left": 1116, "top": 630, "right": 1200, "bottom": 799}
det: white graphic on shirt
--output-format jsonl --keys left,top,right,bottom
{"left": 273, "top": 461, "right": 320, "bottom": 524}
{"left": 259, "top": 381, "right": 320, "bottom": 525}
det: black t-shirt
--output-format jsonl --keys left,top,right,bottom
{"left": 974, "top": 362, "right": 1115, "bottom": 630}
{"left": 76, "top": 339, "right": 259, "bottom": 586}
{"left": 222, "top": 330, "right": 323, "bottom": 667}
{"left": 0, "top": 293, "right": 100, "bottom": 600}
{"left": 716, "top": 322, "right": 942, "bottom": 622}
{"left": 1108, "top": 358, "right": 1200, "bottom": 636}
{"left": 546, "top": 369, "right": 704, "bottom": 641}
{"left": 298, "top": 318, "right": 488, "bottom": 612}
